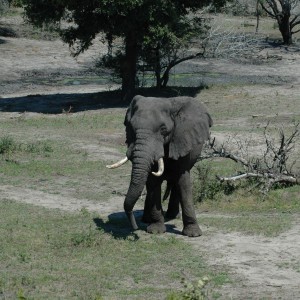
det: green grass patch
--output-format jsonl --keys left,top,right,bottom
{"left": 198, "top": 84, "right": 300, "bottom": 123}
{"left": 0, "top": 200, "right": 225, "bottom": 299}
{"left": 1, "top": 112, "right": 125, "bottom": 135}
{"left": 276, "top": 260, "right": 300, "bottom": 273}
{"left": 199, "top": 213, "right": 293, "bottom": 237}
{"left": 0, "top": 134, "right": 125, "bottom": 202}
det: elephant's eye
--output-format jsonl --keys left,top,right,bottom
{"left": 160, "top": 125, "right": 168, "bottom": 136}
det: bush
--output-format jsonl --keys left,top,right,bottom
{"left": 0, "top": 136, "right": 54, "bottom": 160}
{"left": 0, "top": 136, "right": 17, "bottom": 159}
{"left": 166, "top": 277, "right": 210, "bottom": 300}
{"left": 193, "top": 164, "right": 238, "bottom": 202}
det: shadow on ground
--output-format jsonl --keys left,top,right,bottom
{"left": 0, "top": 86, "right": 205, "bottom": 114}
{"left": 264, "top": 39, "right": 300, "bottom": 53}
{"left": 93, "top": 209, "right": 182, "bottom": 239}
{"left": 0, "top": 26, "right": 17, "bottom": 38}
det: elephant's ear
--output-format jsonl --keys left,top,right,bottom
{"left": 124, "top": 107, "right": 133, "bottom": 146}
{"left": 124, "top": 95, "right": 141, "bottom": 127}
{"left": 124, "top": 96, "right": 140, "bottom": 146}
{"left": 169, "top": 99, "right": 213, "bottom": 160}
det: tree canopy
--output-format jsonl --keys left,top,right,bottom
{"left": 23, "top": 0, "right": 228, "bottom": 101}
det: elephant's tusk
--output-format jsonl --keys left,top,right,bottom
{"left": 106, "top": 157, "right": 129, "bottom": 169}
{"left": 152, "top": 158, "right": 164, "bottom": 177}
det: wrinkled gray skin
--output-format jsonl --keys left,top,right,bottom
{"left": 124, "top": 95, "right": 213, "bottom": 237}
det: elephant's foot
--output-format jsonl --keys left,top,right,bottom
{"left": 182, "top": 223, "right": 202, "bottom": 237}
{"left": 147, "top": 222, "right": 166, "bottom": 234}
{"left": 164, "top": 210, "right": 180, "bottom": 220}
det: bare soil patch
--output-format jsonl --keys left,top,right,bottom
{"left": 1, "top": 14, "right": 300, "bottom": 299}
{"left": 188, "top": 218, "right": 300, "bottom": 299}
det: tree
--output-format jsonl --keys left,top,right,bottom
{"left": 23, "top": 0, "right": 228, "bottom": 102}
{"left": 139, "top": 15, "right": 209, "bottom": 88}
{"left": 259, "top": 0, "right": 300, "bottom": 45}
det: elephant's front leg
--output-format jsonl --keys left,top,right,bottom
{"left": 145, "top": 176, "right": 166, "bottom": 234}
{"left": 178, "top": 171, "right": 202, "bottom": 237}
{"left": 141, "top": 192, "right": 152, "bottom": 223}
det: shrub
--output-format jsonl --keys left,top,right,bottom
{"left": 194, "top": 165, "right": 223, "bottom": 202}
{"left": 166, "top": 277, "right": 210, "bottom": 300}
{"left": 0, "top": 136, "right": 17, "bottom": 159}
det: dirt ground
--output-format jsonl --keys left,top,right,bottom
{"left": 1, "top": 15, "right": 300, "bottom": 299}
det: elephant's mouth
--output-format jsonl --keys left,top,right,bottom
{"left": 107, "top": 156, "right": 165, "bottom": 177}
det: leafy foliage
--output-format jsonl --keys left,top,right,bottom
{"left": 193, "top": 164, "right": 237, "bottom": 202}
{"left": 23, "top": 0, "right": 229, "bottom": 99}
{"left": 139, "top": 15, "right": 209, "bottom": 87}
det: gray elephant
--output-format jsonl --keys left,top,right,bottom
{"left": 107, "top": 95, "right": 213, "bottom": 237}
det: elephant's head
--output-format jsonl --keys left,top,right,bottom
{"left": 107, "top": 95, "right": 213, "bottom": 230}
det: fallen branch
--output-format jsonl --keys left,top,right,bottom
{"left": 217, "top": 172, "right": 299, "bottom": 184}
{"left": 201, "top": 137, "right": 249, "bottom": 168}
{"left": 200, "top": 123, "right": 299, "bottom": 193}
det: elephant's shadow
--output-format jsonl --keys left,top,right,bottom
{"left": 93, "top": 210, "right": 182, "bottom": 239}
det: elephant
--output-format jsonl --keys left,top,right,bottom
{"left": 107, "top": 95, "right": 213, "bottom": 237}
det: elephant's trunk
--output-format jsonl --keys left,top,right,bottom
{"left": 124, "top": 154, "right": 151, "bottom": 230}
{"left": 124, "top": 132, "right": 155, "bottom": 230}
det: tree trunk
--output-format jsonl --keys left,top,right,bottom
{"left": 256, "top": 0, "right": 260, "bottom": 34}
{"left": 154, "top": 45, "right": 163, "bottom": 89}
{"left": 279, "top": 15, "right": 293, "bottom": 45}
{"left": 278, "top": 2, "right": 292, "bottom": 45}
{"left": 122, "top": 32, "right": 138, "bottom": 102}
{"left": 161, "top": 71, "right": 170, "bottom": 88}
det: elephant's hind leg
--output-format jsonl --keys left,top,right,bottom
{"left": 165, "top": 184, "right": 180, "bottom": 220}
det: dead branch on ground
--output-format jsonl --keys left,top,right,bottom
{"left": 200, "top": 123, "right": 300, "bottom": 193}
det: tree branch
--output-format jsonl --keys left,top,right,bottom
{"left": 160, "top": 51, "right": 204, "bottom": 87}
{"left": 217, "top": 172, "right": 299, "bottom": 184}
{"left": 292, "top": 28, "right": 300, "bottom": 34}
{"left": 290, "top": 14, "right": 299, "bottom": 25}
{"left": 200, "top": 123, "right": 299, "bottom": 193}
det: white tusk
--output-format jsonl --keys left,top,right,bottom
{"left": 152, "top": 158, "right": 164, "bottom": 177}
{"left": 106, "top": 157, "right": 128, "bottom": 169}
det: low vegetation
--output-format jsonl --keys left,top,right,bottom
{"left": 0, "top": 200, "right": 226, "bottom": 299}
